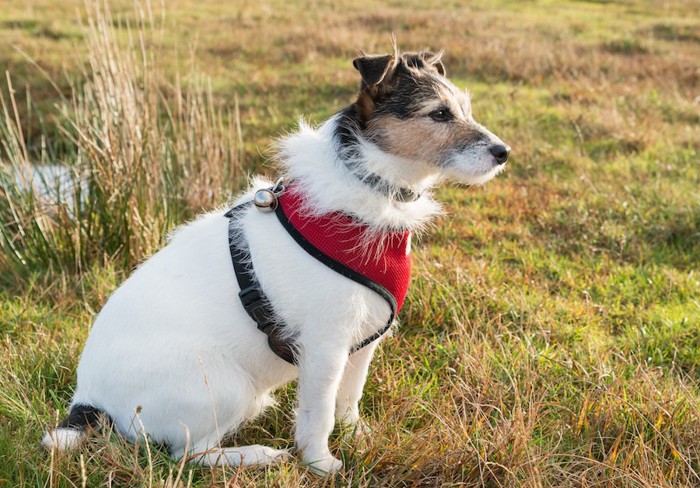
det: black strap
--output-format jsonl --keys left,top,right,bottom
{"left": 225, "top": 202, "right": 298, "bottom": 364}
{"left": 225, "top": 200, "right": 396, "bottom": 365}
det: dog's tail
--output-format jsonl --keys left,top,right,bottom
{"left": 42, "top": 404, "right": 108, "bottom": 451}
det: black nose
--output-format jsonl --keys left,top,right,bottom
{"left": 489, "top": 144, "right": 510, "bottom": 165}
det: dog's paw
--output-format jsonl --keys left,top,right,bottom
{"left": 340, "top": 419, "right": 371, "bottom": 441}
{"left": 352, "top": 419, "right": 372, "bottom": 436}
{"left": 259, "top": 446, "right": 292, "bottom": 464}
{"left": 304, "top": 454, "right": 343, "bottom": 476}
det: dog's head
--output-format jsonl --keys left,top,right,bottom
{"left": 351, "top": 50, "right": 510, "bottom": 186}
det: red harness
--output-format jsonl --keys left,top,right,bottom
{"left": 226, "top": 183, "right": 413, "bottom": 364}
{"left": 277, "top": 185, "right": 413, "bottom": 312}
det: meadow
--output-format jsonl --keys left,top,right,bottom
{"left": 0, "top": 0, "right": 698, "bottom": 486}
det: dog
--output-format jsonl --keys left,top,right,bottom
{"left": 43, "top": 49, "right": 509, "bottom": 475}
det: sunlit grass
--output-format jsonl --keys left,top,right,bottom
{"left": 0, "top": 1, "right": 243, "bottom": 285}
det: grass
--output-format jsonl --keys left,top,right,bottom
{"left": 0, "top": 1, "right": 244, "bottom": 282}
{"left": 1, "top": 0, "right": 699, "bottom": 486}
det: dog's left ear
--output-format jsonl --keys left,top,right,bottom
{"left": 353, "top": 54, "right": 394, "bottom": 88}
{"left": 424, "top": 51, "right": 447, "bottom": 77}
{"left": 425, "top": 52, "right": 447, "bottom": 76}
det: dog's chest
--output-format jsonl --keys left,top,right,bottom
{"left": 243, "top": 191, "right": 413, "bottom": 342}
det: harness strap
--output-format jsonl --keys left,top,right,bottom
{"left": 225, "top": 202, "right": 298, "bottom": 364}
{"left": 225, "top": 199, "right": 396, "bottom": 364}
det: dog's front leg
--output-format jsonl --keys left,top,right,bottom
{"left": 295, "top": 344, "right": 349, "bottom": 475}
{"left": 335, "top": 341, "right": 377, "bottom": 431}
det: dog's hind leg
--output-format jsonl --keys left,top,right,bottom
{"left": 178, "top": 442, "right": 290, "bottom": 467}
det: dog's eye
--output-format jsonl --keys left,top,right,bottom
{"left": 429, "top": 108, "right": 453, "bottom": 122}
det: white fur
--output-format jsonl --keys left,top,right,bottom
{"left": 43, "top": 112, "right": 505, "bottom": 474}
{"left": 443, "top": 121, "right": 508, "bottom": 185}
{"left": 42, "top": 428, "right": 84, "bottom": 451}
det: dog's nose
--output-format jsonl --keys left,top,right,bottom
{"left": 489, "top": 144, "right": 510, "bottom": 165}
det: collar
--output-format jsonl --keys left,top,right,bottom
{"left": 334, "top": 124, "right": 421, "bottom": 203}
{"left": 351, "top": 169, "right": 422, "bottom": 203}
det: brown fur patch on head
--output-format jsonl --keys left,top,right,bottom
{"left": 367, "top": 113, "right": 486, "bottom": 166}
{"left": 356, "top": 90, "right": 375, "bottom": 122}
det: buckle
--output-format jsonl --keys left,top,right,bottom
{"left": 238, "top": 285, "right": 273, "bottom": 330}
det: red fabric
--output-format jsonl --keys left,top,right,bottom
{"left": 278, "top": 186, "right": 412, "bottom": 312}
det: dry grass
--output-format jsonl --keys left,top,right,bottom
{"left": 0, "top": 0, "right": 243, "bottom": 282}
{"left": 0, "top": 0, "right": 698, "bottom": 486}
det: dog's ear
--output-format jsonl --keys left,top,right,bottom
{"left": 401, "top": 51, "right": 447, "bottom": 76}
{"left": 403, "top": 51, "right": 446, "bottom": 77}
{"left": 423, "top": 51, "right": 446, "bottom": 77}
{"left": 353, "top": 54, "right": 394, "bottom": 88}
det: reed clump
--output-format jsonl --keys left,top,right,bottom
{"left": 0, "top": 0, "right": 242, "bottom": 284}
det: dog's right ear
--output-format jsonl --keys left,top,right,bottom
{"left": 353, "top": 54, "right": 394, "bottom": 88}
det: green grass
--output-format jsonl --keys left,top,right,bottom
{"left": 1, "top": 0, "right": 699, "bottom": 486}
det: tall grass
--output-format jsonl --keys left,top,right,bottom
{"left": 0, "top": 0, "right": 243, "bottom": 284}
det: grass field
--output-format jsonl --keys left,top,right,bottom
{"left": 1, "top": 0, "right": 699, "bottom": 486}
